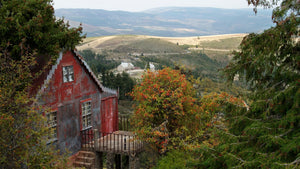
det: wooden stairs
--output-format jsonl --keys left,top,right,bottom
{"left": 73, "top": 151, "right": 95, "bottom": 169}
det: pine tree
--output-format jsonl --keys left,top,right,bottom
{"left": 195, "top": 0, "right": 299, "bottom": 168}
{"left": 0, "top": 0, "right": 83, "bottom": 168}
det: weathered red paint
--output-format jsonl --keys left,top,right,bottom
{"left": 101, "top": 96, "right": 118, "bottom": 135}
{"left": 36, "top": 50, "right": 118, "bottom": 154}
{"left": 46, "top": 51, "right": 98, "bottom": 107}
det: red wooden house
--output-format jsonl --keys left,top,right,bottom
{"left": 34, "top": 50, "right": 119, "bottom": 154}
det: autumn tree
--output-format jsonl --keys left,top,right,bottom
{"left": 190, "top": 0, "right": 300, "bottom": 168}
{"left": 130, "top": 68, "right": 200, "bottom": 152}
{"left": 0, "top": 0, "right": 83, "bottom": 168}
{"left": 130, "top": 68, "right": 243, "bottom": 156}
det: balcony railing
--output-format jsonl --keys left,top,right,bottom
{"left": 80, "top": 128, "right": 94, "bottom": 150}
{"left": 80, "top": 130, "right": 143, "bottom": 155}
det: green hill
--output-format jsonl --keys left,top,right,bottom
{"left": 77, "top": 34, "right": 246, "bottom": 81}
{"left": 114, "top": 38, "right": 184, "bottom": 53}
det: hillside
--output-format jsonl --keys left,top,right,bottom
{"left": 77, "top": 34, "right": 246, "bottom": 81}
{"left": 55, "top": 7, "right": 273, "bottom": 37}
{"left": 77, "top": 34, "right": 246, "bottom": 61}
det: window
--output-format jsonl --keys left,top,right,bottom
{"left": 63, "top": 66, "right": 74, "bottom": 83}
{"left": 47, "top": 111, "right": 57, "bottom": 141}
{"left": 81, "top": 101, "right": 92, "bottom": 130}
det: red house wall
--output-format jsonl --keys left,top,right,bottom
{"left": 101, "top": 96, "right": 118, "bottom": 134}
{"left": 38, "top": 51, "right": 118, "bottom": 154}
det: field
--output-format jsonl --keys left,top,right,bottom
{"left": 77, "top": 33, "right": 246, "bottom": 62}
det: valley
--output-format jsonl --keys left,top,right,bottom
{"left": 77, "top": 33, "right": 246, "bottom": 64}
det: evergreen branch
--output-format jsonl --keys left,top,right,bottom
{"left": 275, "top": 128, "right": 293, "bottom": 138}
{"left": 266, "top": 115, "right": 282, "bottom": 120}
{"left": 223, "top": 132, "right": 246, "bottom": 138}
{"left": 248, "top": 126, "right": 273, "bottom": 130}
{"left": 229, "top": 141, "right": 248, "bottom": 146}
{"left": 275, "top": 156, "right": 300, "bottom": 166}
{"left": 241, "top": 116, "right": 262, "bottom": 122}
{"left": 228, "top": 153, "right": 246, "bottom": 168}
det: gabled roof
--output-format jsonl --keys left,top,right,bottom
{"left": 35, "top": 49, "right": 117, "bottom": 98}
{"left": 73, "top": 50, "right": 117, "bottom": 95}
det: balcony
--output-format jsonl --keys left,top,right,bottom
{"left": 80, "top": 115, "right": 143, "bottom": 155}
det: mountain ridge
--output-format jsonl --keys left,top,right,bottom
{"left": 55, "top": 7, "right": 273, "bottom": 37}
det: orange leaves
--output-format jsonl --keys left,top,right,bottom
{"left": 131, "top": 67, "right": 200, "bottom": 152}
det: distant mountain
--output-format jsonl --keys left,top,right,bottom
{"left": 55, "top": 7, "right": 274, "bottom": 37}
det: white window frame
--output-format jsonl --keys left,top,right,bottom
{"left": 46, "top": 111, "right": 58, "bottom": 142}
{"left": 62, "top": 65, "right": 74, "bottom": 83}
{"left": 81, "top": 101, "right": 92, "bottom": 130}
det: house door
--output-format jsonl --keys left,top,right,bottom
{"left": 101, "top": 96, "right": 118, "bottom": 135}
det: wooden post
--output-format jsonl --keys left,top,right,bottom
{"left": 94, "top": 129, "right": 99, "bottom": 150}
{"left": 94, "top": 129, "right": 103, "bottom": 169}
{"left": 95, "top": 152, "right": 103, "bottom": 169}
{"left": 129, "top": 154, "right": 140, "bottom": 169}
{"left": 107, "top": 153, "right": 115, "bottom": 169}
{"left": 115, "top": 154, "right": 121, "bottom": 169}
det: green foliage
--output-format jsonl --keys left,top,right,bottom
{"left": 130, "top": 67, "right": 247, "bottom": 167}
{"left": 195, "top": 0, "right": 300, "bottom": 168}
{"left": 0, "top": 54, "right": 69, "bottom": 168}
{"left": 130, "top": 68, "right": 243, "bottom": 155}
{"left": 199, "top": 37, "right": 244, "bottom": 50}
{"left": 0, "top": 0, "right": 83, "bottom": 168}
{"left": 79, "top": 49, "right": 119, "bottom": 74}
{"left": 155, "top": 92, "right": 246, "bottom": 168}
{"left": 101, "top": 71, "right": 136, "bottom": 100}
{"left": 193, "top": 77, "right": 248, "bottom": 97}
{"left": 0, "top": 0, "right": 84, "bottom": 60}
{"left": 79, "top": 50, "right": 136, "bottom": 100}
{"left": 136, "top": 51, "right": 222, "bottom": 80}
{"left": 135, "top": 55, "right": 174, "bottom": 70}
{"left": 155, "top": 150, "right": 194, "bottom": 169}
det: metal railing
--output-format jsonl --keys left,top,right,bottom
{"left": 80, "top": 128, "right": 94, "bottom": 150}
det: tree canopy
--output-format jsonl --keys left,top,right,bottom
{"left": 130, "top": 68, "right": 244, "bottom": 154}
{"left": 194, "top": 0, "right": 300, "bottom": 168}
{"left": 130, "top": 68, "right": 199, "bottom": 153}
{"left": 151, "top": 0, "right": 299, "bottom": 168}
{"left": 0, "top": 0, "right": 84, "bottom": 60}
{"left": 0, "top": 0, "right": 83, "bottom": 168}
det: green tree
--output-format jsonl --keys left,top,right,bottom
{"left": 100, "top": 70, "right": 135, "bottom": 100}
{"left": 79, "top": 50, "right": 119, "bottom": 74}
{"left": 194, "top": 0, "right": 299, "bottom": 168}
{"left": 0, "top": 0, "right": 83, "bottom": 168}
{"left": 0, "top": 53, "right": 71, "bottom": 168}
{"left": 0, "top": 0, "right": 83, "bottom": 60}
{"left": 153, "top": 92, "right": 246, "bottom": 168}
{"left": 120, "top": 71, "right": 136, "bottom": 100}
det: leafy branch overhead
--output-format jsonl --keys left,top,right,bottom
{"left": 205, "top": 0, "right": 300, "bottom": 168}
{"left": 0, "top": 0, "right": 84, "bottom": 168}
{"left": 0, "top": 0, "right": 84, "bottom": 60}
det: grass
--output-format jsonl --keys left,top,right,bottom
{"left": 114, "top": 38, "right": 184, "bottom": 53}
{"left": 199, "top": 37, "right": 243, "bottom": 50}
{"left": 203, "top": 50, "right": 231, "bottom": 63}
{"left": 77, "top": 34, "right": 245, "bottom": 73}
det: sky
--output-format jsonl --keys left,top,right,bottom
{"left": 52, "top": 0, "right": 253, "bottom": 12}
